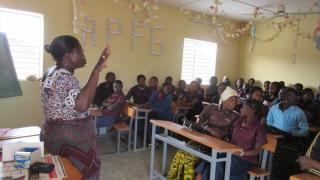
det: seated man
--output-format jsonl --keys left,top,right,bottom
{"left": 92, "top": 72, "right": 115, "bottom": 107}
{"left": 270, "top": 86, "right": 288, "bottom": 107}
{"left": 267, "top": 87, "right": 309, "bottom": 137}
{"left": 167, "top": 86, "right": 239, "bottom": 180}
{"left": 96, "top": 80, "right": 126, "bottom": 134}
{"left": 126, "top": 74, "right": 151, "bottom": 106}
{"left": 267, "top": 87, "right": 310, "bottom": 180}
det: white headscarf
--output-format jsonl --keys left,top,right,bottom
{"left": 219, "top": 86, "right": 238, "bottom": 107}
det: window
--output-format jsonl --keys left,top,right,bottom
{"left": 181, "top": 38, "right": 217, "bottom": 85}
{"left": 0, "top": 8, "right": 43, "bottom": 80}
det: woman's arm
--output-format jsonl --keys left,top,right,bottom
{"left": 298, "top": 156, "right": 320, "bottom": 170}
{"left": 107, "top": 97, "right": 125, "bottom": 111}
{"left": 243, "top": 143, "right": 263, "bottom": 156}
{"left": 74, "top": 45, "right": 111, "bottom": 112}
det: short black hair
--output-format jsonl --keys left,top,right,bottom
{"left": 114, "top": 80, "right": 123, "bottom": 87}
{"left": 243, "top": 99, "right": 262, "bottom": 118}
{"left": 45, "top": 35, "right": 80, "bottom": 62}
{"left": 165, "top": 76, "right": 173, "bottom": 81}
{"left": 303, "top": 88, "right": 314, "bottom": 95}
{"left": 137, "top": 74, "right": 146, "bottom": 82}
{"left": 150, "top": 76, "right": 158, "bottom": 82}
{"left": 249, "top": 86, "right": 263, "bottom": 95}
{"left": 271, "top": 81, "right": 281, "bottom": 90}
{"left": 287, "top": 87, "right": 299, "bottom": 97}
{"left": 105, "top": 72, "right": 115, "bottom": 80}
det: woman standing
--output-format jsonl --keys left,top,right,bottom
{"left": 40, "top": 35, "right": 111, "bottom": 179}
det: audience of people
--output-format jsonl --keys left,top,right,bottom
{"left": 92, "top": 73, "right": 320, "bottom": 180}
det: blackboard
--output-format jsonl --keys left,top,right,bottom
{"left": 0, "top": 32, "right": 22, "bottom": 98}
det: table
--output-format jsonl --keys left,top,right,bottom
{"left": 149, "top": 120, "right": 242, "bottom": 180}
{"left": 290, "top": 173, "right": 320, "bottom": 180}
{"left": 61, "top": 157, "right": 82, "bottom": 180}
{"left": 129, "top": 104, "right": 152, "bottom": 151}
{"left": 0, "top": 132, "right": 82, "bottom": 179}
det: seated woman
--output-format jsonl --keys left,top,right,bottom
{"left": 149, "top": 83, "right": 173, "bottom": 121}
{"left": 205, "top": 76, "right": 219, "bottom": 103}
{"left": 267, "top": 87, "right": 310, "bottom": 180}
{"left": 195, "top": 77, "right": 205, "bottom": 99}
{"left": 147, "top": 83, "right": 173, "bottom": 142}
{"left": 297, "top": 132, "right": 320, "bottom": 176}
{"left": 96, "top": 80, "right": 126, "bottom": 134}
{"left": 180, "top": 81, "right": 203, "bottom": 121}
{"left": 195, "top": 100, "right": 267, "bottom": 180}
{"left": 167, "top": 87, "right": 239, "bottom": 180}
{"left": 235, "top": 78, "right": 245, "bottom": 98}
{"left": 244, "top": 78, "right": 255, "bottom": 95}
{"left": 248, "top": 86, "right": 268, "bottom": 124}
{"left": 126, "top": 74, "right": 151, "bottom": 106}
{"left": 263, "top": 80, "right": 271, "bottom": 97}
{"left": 164, "top": 76, "right": 176, "bottom": 95}
{"left": 300, "top": 88, "right": 320, "bottom": 127}
{"left": 148, "top": 76, "right": 159, "bottom": 93}
{"left": 172, "top": 80, "right": 187, "bottom": 102}
{"left": 263, "top": 81, "right": 281, "bottom": 107}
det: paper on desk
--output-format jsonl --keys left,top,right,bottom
{"left": 2, "top": 142, "right": 44, "bottom": 161}
{"left": 0, "top": 128, "right": 10, "bottom": 136}
{"left": 39, "top": 155, "right": 67, "bottom": 179}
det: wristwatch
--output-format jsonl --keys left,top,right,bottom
{"left": 240, "top": 150, "right": 245, "bottom": 157}
{"left": 204, "top": 126, "right": 209, "bottom": 131}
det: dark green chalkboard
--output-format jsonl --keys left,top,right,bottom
{"left": 0, "top": 32, "right": 22, "bottom": 98}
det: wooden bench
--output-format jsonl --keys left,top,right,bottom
{"left": 248, "top": 134, "right": 282, "bottom": 180}
{"left": 112, "top": 103, "right": 135, "bottom": 153}
{"left": 290, "top": 173, "right": 320, "bottom": 180}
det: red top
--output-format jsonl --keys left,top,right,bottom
{"left": 231, "top": 117, "right": 267, "bottom": 164}
{"left": 101, "top": 92, "right": 126, "bottom": 120}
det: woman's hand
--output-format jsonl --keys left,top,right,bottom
{"left": 95, "top": 44, "right": 111, "bottom": 72}
{"left": 297, "top": 156, "right": 317, "bottom": 170}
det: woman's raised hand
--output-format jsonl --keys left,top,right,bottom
{"left": 95, "top": 44, "right": 111, "bottom": 72}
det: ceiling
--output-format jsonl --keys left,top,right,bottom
{"left": 160, "top": 0, "right": 320, "bottom": 21}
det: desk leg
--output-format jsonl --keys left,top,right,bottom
{"left": 161, "top": 129, "right": 168, "bottom": 175}
{"left": 143, "top": 112, "right": 148, "bottom": 150}
{"left": 150, "top": 124, "right": 156, "bottom": 179}
{"left": 93, "top": 116, "right": 98, "bottom": 136}
{"left": 210, "top": 150, "right": 217, "bottom": 180}
{"left": 134, "top": 113, "right": 138, "bottom": 151}
{"left": 267, "top": 153, "right": 273, "bottom": 180}
{"left": 224, "top": 152, "right": 232, "bottom": 180}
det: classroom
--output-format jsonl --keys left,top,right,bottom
{"left": 0, "top": 0, "right": 320, "bottom": 180}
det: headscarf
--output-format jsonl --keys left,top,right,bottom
{"left": 219, "top": 86, "right": 237, "bottom": 107}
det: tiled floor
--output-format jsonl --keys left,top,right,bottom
{"left": 97, "top": 134, "right": 176, "bottom": 180}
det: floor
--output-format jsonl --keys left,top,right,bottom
{"left": 97, "top": 133, "right": 176, "bottom": 180}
